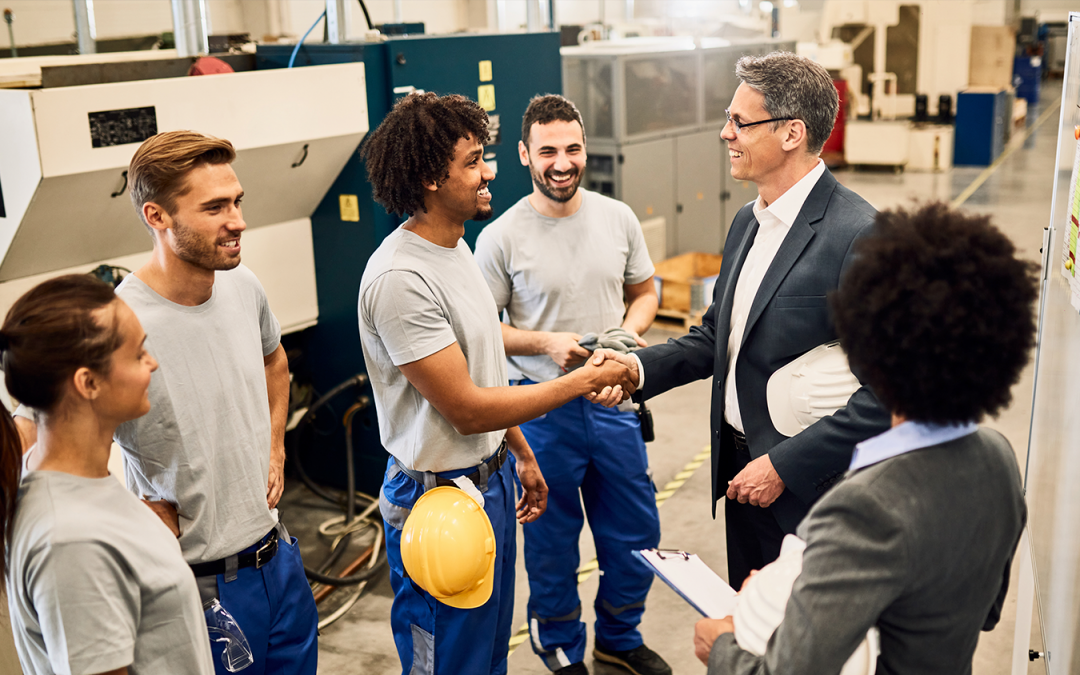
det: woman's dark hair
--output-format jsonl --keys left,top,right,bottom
{"left": 831, "top": 202, "right": 1039, "bottom": 425}
{"left": 0, "top": 274, "right": 121, "bottom": 579}
{"left": 361, "top": 92, "right": 490, "bottom": 218}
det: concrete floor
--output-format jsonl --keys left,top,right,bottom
{"left": 283, "top": 90, "right": 1064, "bottom": 675}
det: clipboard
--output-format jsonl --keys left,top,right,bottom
{"left": 633, "top": 548, "right": 738, "bottom": 619}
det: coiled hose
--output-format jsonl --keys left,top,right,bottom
{"left": 289, "top": 374, "right": 387, "bottom": 588}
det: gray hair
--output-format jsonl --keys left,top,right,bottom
{"left": 735, "top": 52, "right": 838, "bottom": 155}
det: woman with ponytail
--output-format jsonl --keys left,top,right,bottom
{"left": 1, "top": 274, "right": 213, "bottom": 675}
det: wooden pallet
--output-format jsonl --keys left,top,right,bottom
{"left": 654, "top": 307, "right": 705, "bottom": 332}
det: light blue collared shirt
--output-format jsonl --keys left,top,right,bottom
{"left": 848, "top": 420, "right": 979, "bottom": 472}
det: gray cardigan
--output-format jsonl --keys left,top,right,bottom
{"left": 708, "top": 427, "right": 1026, "bottom": 675}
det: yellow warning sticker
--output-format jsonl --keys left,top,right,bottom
{"left": 339, "top": 194, "right": 360, "bottom": 222}
{"left": 478, "top": 60, "right": 493, "bottom": 82}
{"left": 478, "top": 84, "right": 496, "bottom": 112}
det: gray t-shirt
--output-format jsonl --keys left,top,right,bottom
{"left": 474, "top": 190, "right": 655, "bottom": 383}
{"left": 7, "top": 471, "right": 214, "bottom": 675}
{"left": 358, "top": 228, "right": 507, "bottom": 472}
{"left": 115, "top": 266, "right": 281, "bottom": 563}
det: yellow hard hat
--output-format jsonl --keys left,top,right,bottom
{"left": 400, "top": 486, "right": 497, "bottom": 609}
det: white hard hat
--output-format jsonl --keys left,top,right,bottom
{"left": 735, "top": 534, "right": 880, "bottom": 675}
{"left": 766, "top": 341, "right": 861, "bottom": 438}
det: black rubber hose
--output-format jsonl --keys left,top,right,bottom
{"left": 291, "top": 375, "right": 367, "bottom": 506}
{"left": 356, "top": 0, "right": 374, "bottom": 30}
{"left": 314, "top": 405, "right": 359, "bottom": 577}
{"left": 301, "top": 401, "right": 386, "bottom": 586}
{"left": 289, "top": 374, "right": 386, "bottom": 587}
{"left": 288, "top": 379, "right": 356, "bottom": 577}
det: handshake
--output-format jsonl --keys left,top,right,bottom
{"left": 574, "top": 349, "right": 641, "bottom": 407}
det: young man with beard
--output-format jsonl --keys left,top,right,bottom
{"left": 358, "top": 93, "right": 636, "bottom": 675}
{"left": 121, "top": 130, "right": 319, "bottom": 673}
{"left": 473, "top": 94, "right": 667, "bottom": 675}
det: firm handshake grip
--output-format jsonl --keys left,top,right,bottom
{"left": 578, "top": 349, "right": 642, "bottom": 406}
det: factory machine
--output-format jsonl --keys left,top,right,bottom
{"left": 256, "top": 32, "right": 562, "bottom": 497}
{"left": 0, "top": 32, "right": 562, "bottom": 500}
{"left": 0, "top": 56, "right": 367, "bottom": 331}
{"left": 562, "top": 37, "right": 793, "bottom": 260}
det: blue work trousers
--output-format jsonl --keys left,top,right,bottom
{"left": 380, "top": 454, "right": 517, "bottom": 675}
{"left": 210, "top": 530, "right": 319, "bottom": 675}
{"left": 515, "top": 385, "right": 661, "bottom": 671}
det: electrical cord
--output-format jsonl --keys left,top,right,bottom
{"left": 288, "top": 10, "right": 327, "bottom": 68}
{"left": 286, "top": 1, "right": 376, "bottom": 73}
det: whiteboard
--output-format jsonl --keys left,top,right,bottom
{"left": 1024, "top": 11, "right": 1080, "bottom": 675}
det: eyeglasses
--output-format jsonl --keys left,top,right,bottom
{"left": 724, "top": 109, "right": 796, "bottom": 134}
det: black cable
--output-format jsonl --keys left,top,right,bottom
{"left": 356, "top": 0, "right": 373, "bottom": 30}
{"left": 291, "top": 376, "right": 366, "bottom": 505}
{"left": 288, "top": 373, "right": 387, "bottom": 587}
{"left": 301, "top": 402, "right": 385, "bottom": 586}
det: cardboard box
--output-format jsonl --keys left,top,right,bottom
{"left": 653, "top": 252, "right": 724, "bottom": 314}
{"left": 969, "top": 26, "right": 1017, "bottom": 89}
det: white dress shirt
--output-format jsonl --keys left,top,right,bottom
{"left": 724, "top": 160, "right": 826, "bottom": 432}
{"left": 632, "top": 161, "right": 826, "bottom": 424}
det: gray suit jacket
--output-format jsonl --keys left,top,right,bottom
{"left": 707, "top": 428, "right": 1027, "bottom": 675}
{"left": 636, "top": 169, "right": 891, "bottom": 528}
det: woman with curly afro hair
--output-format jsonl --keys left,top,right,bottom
{"left": 697, "top": 202, "right": 1037, "bottom": 675}
{"left": 358, "top": 92, "right": 638, "bottom": 675}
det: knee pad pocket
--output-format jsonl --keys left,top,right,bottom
{"left": 409, "top": 624, "right": 434, "bottom": 675}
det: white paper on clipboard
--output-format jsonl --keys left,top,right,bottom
{"left": 633, "top": 549, "right": 739, "bottom": 619}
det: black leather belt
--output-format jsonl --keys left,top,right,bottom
{"left": 189, "top": 528, "right": 279, "bottom": 578}
{"left": 395, "top": 439, "right": 508, "bottom": 489}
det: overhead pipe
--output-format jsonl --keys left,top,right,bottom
{"left": 494, "top": 0, "right": 508, "bottom": 32}
{"left": 393, "top": 0, "right": 403, "bottom": 23}
{"left": 526, "top": 0, "right": 542, "bottom": 32}
{"left": 325, "top": 0, "right": 347, "bottom": 44}
{"left": 171, "top": 0, "right": 209, "bottom": 58}
{"left": 72, "top": 0, "right": 96, "bottom": 55}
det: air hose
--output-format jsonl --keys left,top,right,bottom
{"left": 289, "top": 374, "right": 387, "bottom": 587}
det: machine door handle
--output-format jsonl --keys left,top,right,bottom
{"left": 110, "top": 170, "right": 128, "bottom": 198}
{"left": 292, "top": 144, "right": 309, "bottom": 168}
{"left": 676, "top": 203, "right": 684, "bottom": 213}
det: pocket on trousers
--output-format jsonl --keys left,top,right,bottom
{"left": 380, "top": 486, "right": 412, "bottom": 530}
{"left": 410, "top": 624, "right": 435, "bottom": 675}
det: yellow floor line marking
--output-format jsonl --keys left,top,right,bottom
{"left": 951, "top": 97, "right": 1062, "bottom": 209}
{"left": 507, "top": 444, "right": 712, "bottom": 657}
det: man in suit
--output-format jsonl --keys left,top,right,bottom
{"left": 695, "top": 203, "right": 1034, "bottom": 675}
{"left": 592, "top": 52, "right": 890, "bottom": 587}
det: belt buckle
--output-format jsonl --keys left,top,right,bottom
{"left": 255, "top": 536, "right": 277, "bottom": 569}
